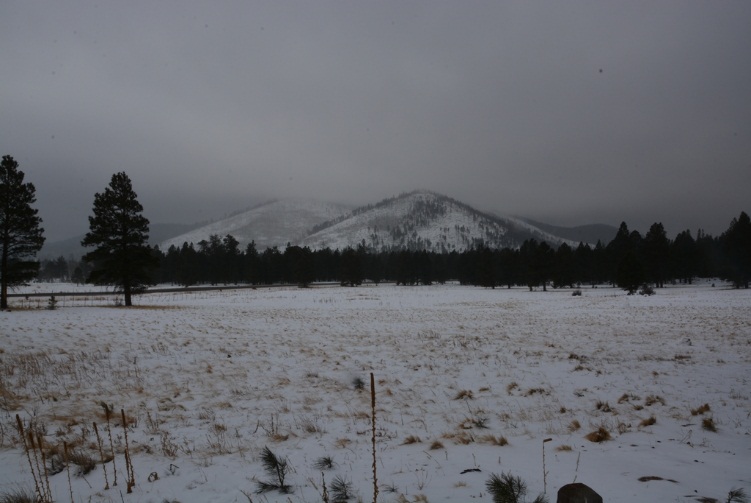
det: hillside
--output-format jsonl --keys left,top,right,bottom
{"left": 517, "top": 217, "right": 617, "bottom": 245}
{"left": 160, "top": 199, "right": 351, "bottom": 251}
{"left": 300, "top": 191, "right": 579, "bottom": 252}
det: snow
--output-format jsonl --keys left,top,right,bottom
{"left": 1, "top": 282, "right": 749, "bottom": 502}
{"left": 301, "top": 191, "right": 514, "bottom": 252}
{"left": 160, "top": 199, "right": 351, "bottom": 251}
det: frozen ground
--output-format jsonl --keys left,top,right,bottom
{"left": 1, "top": 282, "right": 749, "bottom": 502}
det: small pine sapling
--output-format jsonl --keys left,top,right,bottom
{"left": 256, "top": 446, "right": 292, "bottom": 494}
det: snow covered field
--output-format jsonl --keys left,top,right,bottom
{"left": 1, "top": 283, "right": 749, "bottom": 502}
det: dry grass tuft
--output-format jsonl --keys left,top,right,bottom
{"left": 506, "top": 382, "right": 519, "bottom": 394}
{"left": 402, "top": 435, "right": 421, "bottom": 445}
{"left": 639, "top": 416, "right": 656, "bottom": 427}
{"left": 555, "top": 445, "right": 573, "bottom": 452}
{"left": 524, "top": 387, "right": 547, "bottom": 396}
{"left": 429, "top": 440, "right": 444, "bottom": 450}
{"left": 691, "top": 403, "right": 711, "bottom": 416}
{"left": 442, "top": 431, "right": 474, "bottom": 445}
{"left": 618, "top": 393, "right": 639, "bottom": 404}
{"left": 454, "top": 389, "right": 474, "bottom": 400}
{"left": 479, "top": 434, "right": 508, "bottom": 446}
{"left": 595, "top": 400, "right": 613, "bottom": 413}
{"left": 644, "top": 395, "right": 665, "bottom": 407}
{"left": 584, "top": 426, "right": 611, "bottom": 443}
{"left": 701, "top": 417, "right": 717, "bottom": 432}
{"left": 567, "top": 419, "right": 581, "bottom": 432}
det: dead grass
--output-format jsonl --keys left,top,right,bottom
{"left": 644, "top": 395, "right": 666, "bottom": 407}
{"left": 567, "top": 419, "right": 581, "bottom": 432}
{"left": 595, "top": 400, "right": 613, "bottom": 413}
{"left": 691, "top": 403, "right": 711, "bottom": 416}
{"left": 702, "top": 417, "right": 717, "bottom": 432}
{"left": 639, "top": 416, "right": 657, "bottom": 427}
{"left": 402, "top": 435, "right": 421, "bottom": 445}
{"left": 584, "top": 426, "right": 611, "bottom": 443}
{"left": 555, "top": 445, "right": 573, "bottom": 452}
{"left": 524, "top": 387, "right": 548, "bottom": 397}
{"left": 453, "top": 390, "right": 473, "bottom": 400}
{"left": 479, "top": 434, "right": 508, "bottom": 446}
{"left": 618, "top": 393, "right": 639, "bottom": 404}
{"left": 442, "top": 431, "right": 474, "bottom": 445}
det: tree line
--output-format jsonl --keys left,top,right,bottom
{"left": 2, "top": 156, "right": 750, "bottom": 310}
{"left": 149, "top": 214, "right": 751, "bottom": 292}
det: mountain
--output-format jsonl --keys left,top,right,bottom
{"left": 299, "top": 191, "right": 581, "bottom": 252}
{"left": 517, "top": 218, "right": 618, "bottom": 245}
{"left": 160, "top": 199, "right": 352, "bottom": 251}
{"left": 45, "top": 192, "right": 608, "bottom": 258}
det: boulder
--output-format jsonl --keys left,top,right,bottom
{"left": 557, "top": 483, "right": 603, "bottom": 503}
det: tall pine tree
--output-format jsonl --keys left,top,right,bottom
{"left": 81, "top": 172, "right": 157, "bottom": 306}
{"left": 0, "top": 155, "right": 45, "bottom": 309}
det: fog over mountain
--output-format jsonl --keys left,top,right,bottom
{"left": 3, "top": 2, "right": 749, "bottom": 242}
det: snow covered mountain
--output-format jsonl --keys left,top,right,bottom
{"left": 160, "top": 190, "right": 602, "bottom": 252}
{"left": 300, "top": 190, "right": 579, "bottom": 252}
{"left": 160, "top": 199, "right": 351, "bottom": 251}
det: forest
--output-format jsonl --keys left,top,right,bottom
{"left": 38, "top": 213, "right": 751, "bottom": 293}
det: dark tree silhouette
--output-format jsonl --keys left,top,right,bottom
{"left": 0, "top": 155, "right": 45, "bottom": 309}
{"left": 81, "top": 172, "right": 157, "bottom": 306}
{"left": 616, "top": 251, "right": 644, "bottom": 294}
{"left": 643, "top": 222, "right": 670, "bottom": 288}
{"left": 720, "top": 211, "right": 751, "bottom": 288}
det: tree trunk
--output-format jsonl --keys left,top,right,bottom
{"left": 124, "top": 283, "right": 132, "bottom": 307}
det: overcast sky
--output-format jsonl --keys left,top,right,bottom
{"left": 2, "top": 1, "right": 750, "bottom": 242}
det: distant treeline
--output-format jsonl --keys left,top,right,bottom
{"left": 40, "top": 213, "right": 750, "bottom": 291}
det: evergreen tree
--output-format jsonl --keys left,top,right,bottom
{"left": 1, "top": 155, "right": 45, "bottom": 309}
{"left": 339, "top": 247, "right": 363, "bottom": 286}
{"left": 671, "top": 230, "right": 698, "bottom": 284}
{"left": 643, "top": 222, "right": 670, "bottom": 288}
{"left": 616, "top": 251, "right": 644, "bottom": 294}
{"left": 720, "top": 211, "right": 751, "bottom": 288}
{"left": 81, "top": 172, "right": 157, "bottom": 306}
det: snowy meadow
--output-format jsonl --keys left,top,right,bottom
{"left": 1, "top": 283, "right": 749, "bottom": 502}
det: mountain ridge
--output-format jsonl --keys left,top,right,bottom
{"left": 41, "top": 191, "right": 617, "bottom": 258}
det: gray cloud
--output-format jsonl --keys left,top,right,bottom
{"left": 2, "top": 1, "right": 750, "bottom": 241}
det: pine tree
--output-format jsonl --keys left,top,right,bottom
{"left": 720, "top": 211, "right": 751, "bottom": 288}
{"left": 81, "top": 172, "right": 156, "bottom": 306}
{"left": 643, "top": 222, "right": 670, "bottom": 288}
{"left": 0, "top": 155, "right": 45, "bottom": 309}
